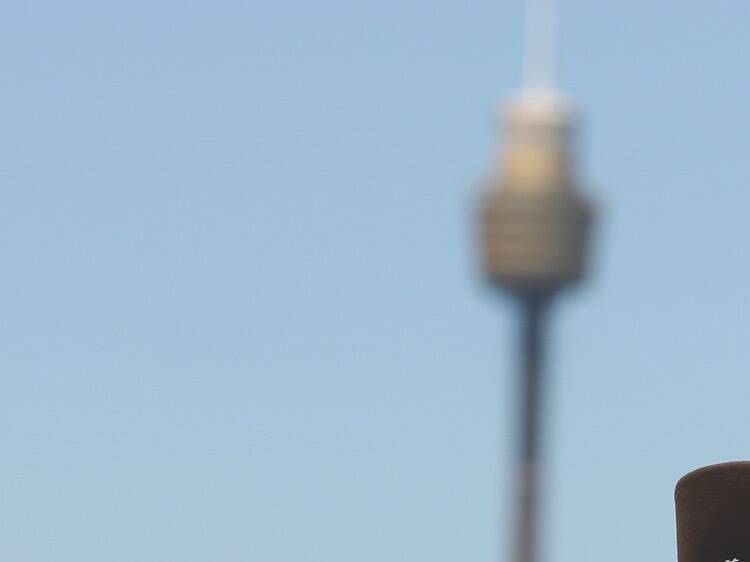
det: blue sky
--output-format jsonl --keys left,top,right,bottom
{"left": 1, "top": 1, "right": 750, "bottom": 560}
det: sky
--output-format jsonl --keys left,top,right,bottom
{"left": 1, "top": 1, "right": 750, "bottom": 561}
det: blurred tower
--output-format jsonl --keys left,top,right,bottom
{"left": 478, "top": 2, "right": 594, "bottom": 562}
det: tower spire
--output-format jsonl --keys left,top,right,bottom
{"left": 522, "top": 0, "right": 559, "bottom": 92}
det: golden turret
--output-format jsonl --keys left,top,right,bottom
{"left": 481, "top": 92, "right": 593, "bottom": 295}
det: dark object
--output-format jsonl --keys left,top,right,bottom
{"left": 675, "top": 461, "right": 750, "bottom": 562}
{"left": 512, "top": 295, "right": 549, "bottom": 562}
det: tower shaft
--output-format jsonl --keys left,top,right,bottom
{"left": 514, "top": 296, "right": 548, "bottom": 562}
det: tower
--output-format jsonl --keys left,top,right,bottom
{"left": 478, "top": 2, "right": 595, "bottom": 562}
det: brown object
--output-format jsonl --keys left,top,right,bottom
{"left": 675, "top": 461, "right": 750, "bottom": 562}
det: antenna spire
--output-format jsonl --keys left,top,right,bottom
{"left": 522, "top": 0, "right": 559, "bottom": 92}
